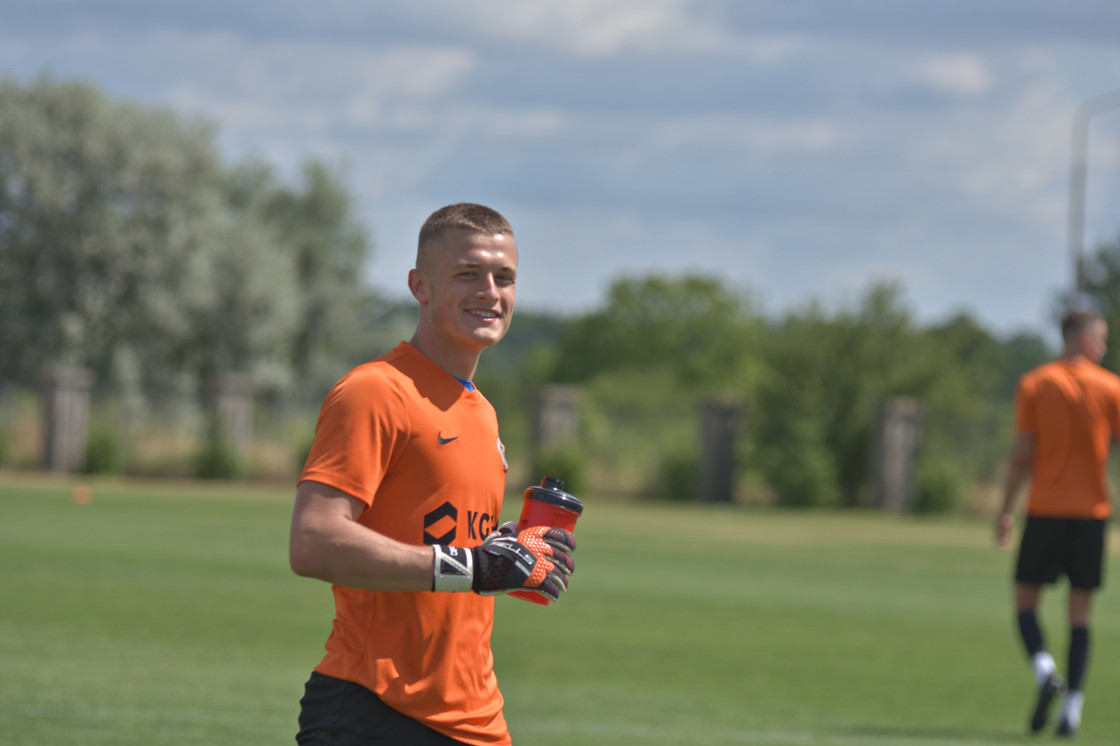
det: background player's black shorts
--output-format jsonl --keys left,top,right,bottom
{"left": 297, "top": 671, "right": 468, "bottom": 745}
{"left": 1015, "top": 516, "right": 1108, "bottom": 590}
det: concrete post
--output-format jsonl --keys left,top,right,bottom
{"left": 873, "top": 397, "right": 924, "bottom": 512}
{"left": 208, "top": 373, "right": 254, "bottom": 454}
{"left": 42, "top": 367, "right": 95, "bottom": 473}
{"left": 532, "top": 384, "right": 581, "bottom": 455}
{"left": 697, "top": 399, "right": 743, "bottom": 503}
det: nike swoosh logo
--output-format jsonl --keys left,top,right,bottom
{"left": 438, "top": 433, "right": 459, "bottom": 445}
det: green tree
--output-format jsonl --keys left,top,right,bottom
{"left": 753, "top": 283, "right": 930, "bottom": 507}
{"left": 753, "top": 293, "right": 1048, "bottom": 510}
{"left": 1079, "top": 232, "right": 1120, "bottom": 372}
{"left": 0, "top": 74, "right": 230, "bottom": 389}
{"left": 154, "top": 192, "right": 300, "bottom": 394}
{"left": 552, "top": 274, "right": 762, "bottom": 392}
{"left": 920, "top": 314, "right": 1018, "bottom": 478}
{"left": 0, "top": 76, "right": 361, "bottom": 405}
{"left": 999, "top": 331, "right": 1053, "bottom": 399}
{"left": 258, "top": 160, "right": 374, "bottom": 397}
{"left": 541, "top": 274, "right": 764, "bottom": 498}
{"left": 0, "top": 75, "right": 363, "bottom": 478}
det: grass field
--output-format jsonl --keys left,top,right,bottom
{"left": 3, "top": 473, "right": 1120, "bottom": 745}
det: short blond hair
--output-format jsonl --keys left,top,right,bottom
{"left": 416, "top": 203, "right": 514, "bottom": 271}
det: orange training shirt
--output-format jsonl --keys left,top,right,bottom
{"left": 299, "top": 342, "right": 511, "bottom": 745}
{"left": 1016, "top": 358, "right": 1120, "bottom": 520}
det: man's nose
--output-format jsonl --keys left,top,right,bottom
{"left": 476, "top": 274, "right": 498, "bottom": 297}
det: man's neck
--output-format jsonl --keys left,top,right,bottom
{"left": 408, "top": 332, "right": 481, "bottom": 381}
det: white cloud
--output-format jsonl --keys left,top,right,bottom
{"left": 649, "top": 115, "right": 839, "bottom": 152}
{"left": 441, "top": 0, "right": 735, "bottom": 56}
{"left": 8, "top": 26, "right": 478, "bottom": 135}
{"left": 6, "top": 1, "right": 1120, "bottom": 336}
{"left": 913, "top": 52, "right": 993, "bottom": 96}
{"left": 151, "top": 31, "right": 475, "bottom": 105}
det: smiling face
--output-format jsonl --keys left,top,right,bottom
{"left": 408, "top": 228, "right": 518, "bottom": 379}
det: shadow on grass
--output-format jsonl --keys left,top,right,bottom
{"left": 841, "top": 725, "right": 1026, "bottom": 744}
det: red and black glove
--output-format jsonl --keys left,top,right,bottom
{"left": 432, "top": 523, "right": 576, "bottom": 602}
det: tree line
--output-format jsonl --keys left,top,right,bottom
{"left": 477, "top": 278, "right": 1058, "bottom": 510}
{"left": 5, "top": 76, "right": 1120, "bottom": 510}
{"left": 0, "top": 74, "right": 375, "bottom": 407}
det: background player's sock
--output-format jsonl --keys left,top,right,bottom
{"left": 1031, "top": 651, "right": 1056, "bottom": 685}
{"left": 1017, "top": 610, "right": 1045, "bottom": 652}
{"left": 1067, "top": 627, "right": 1089, "bottom": 691}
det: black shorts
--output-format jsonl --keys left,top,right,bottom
{"left": 296, "top": 671, "right": 467, "bottom": 746}
{"left": 1015, "top": 516, "right": 1108, "bottom": 590}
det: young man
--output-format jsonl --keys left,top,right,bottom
{"left": 996, "top": 310, "right": 1120, "bottom": 737}
{"left": 289, "top": 203, "right": 576, "bottom": 745}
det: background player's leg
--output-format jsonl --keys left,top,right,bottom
{"left": 1016, "top": 583, "right": 1064, "bottom": 733}
{"left": 1057, "top": 589, "right": 1094, "bottom": 736}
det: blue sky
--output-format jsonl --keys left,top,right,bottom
{"left": 5, "top": 1, "right": 1120, "bottom": 336}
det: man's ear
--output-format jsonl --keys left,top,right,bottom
{"left": 408, "top": 269, "right": 428, "bottom": 303}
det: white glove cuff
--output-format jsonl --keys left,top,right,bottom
{"left": 432, "top": 545, "right": 474, "bottom": 592}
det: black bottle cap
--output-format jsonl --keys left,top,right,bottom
{"left": 524, "top": 476, "right": 584, "bottom": 514}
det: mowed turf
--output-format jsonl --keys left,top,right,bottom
{"left": 3, "top": 475, "right": 1120, "bottom": 745}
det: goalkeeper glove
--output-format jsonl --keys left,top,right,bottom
{"left": 432, "top": 523, "right": 576, "bottom": 602}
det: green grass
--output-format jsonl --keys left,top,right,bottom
{"left": 3, "top": 474, "right": 1120, "bottom": 745}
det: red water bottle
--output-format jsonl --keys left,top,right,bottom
{"left": 510, "top": 477, "right": 583, "bottom": 605}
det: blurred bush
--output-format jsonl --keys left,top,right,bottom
{"left": 656, "top": 448, "right": 699, "bottom": 502}
{"left": 84, "top": 423, "right": 125, "bottom": 475}
{"left": 914, "top": 457, "right": 965, "bottom": 514}
{"left": 194, "top": 439, "right": 241, "bottom": 480}
{"left": 532, "top": 445, "right": 587, "bottom": 498}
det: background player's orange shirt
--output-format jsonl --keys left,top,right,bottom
{"left": 1016, "top": 358, "right": 1120, "bottom": 519}
{"left": 299, "top": 342, "right": 511, "bottom": 745}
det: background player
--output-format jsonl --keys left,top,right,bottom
{"left": 996, "top": 309, "right": 1120, "bottom": 737}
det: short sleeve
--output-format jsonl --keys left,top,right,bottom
{"left": 298, "top": 369, "right": 407, "bottom": 506}
{"left": 1015, "top": 377, "right": 1035, "bottom": 435}
{"left": 1110, "top": 377, "right": 1120, "bottom": 438}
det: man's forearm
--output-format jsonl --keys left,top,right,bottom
{"left": 1000, "top": 434, "right": 1035, "bottom": 516}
